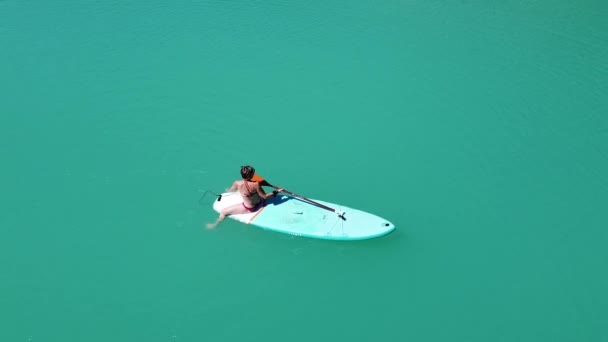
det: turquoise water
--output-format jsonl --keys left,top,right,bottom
{"left": 2, "top": 1, "right": 607, "bottom": 341}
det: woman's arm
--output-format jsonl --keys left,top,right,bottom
{"left": 256, "top": 184, "right": 282, "bottom": 199}
{"left": 226, "top": 181, "right": 240, "bottom": 192}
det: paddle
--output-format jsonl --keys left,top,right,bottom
{"left": 251, "top": 174, "right": 346, "bottom": 220}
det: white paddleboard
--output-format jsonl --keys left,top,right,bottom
{"left": 212, "top": 192, "right": 395, "bottom": 240}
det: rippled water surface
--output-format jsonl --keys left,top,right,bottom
{"left": 1, "top": 1, "right": 607, "bottom": 341}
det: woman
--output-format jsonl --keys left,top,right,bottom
{"left": 206, "top": 165, "right": 283, "bottom": 229}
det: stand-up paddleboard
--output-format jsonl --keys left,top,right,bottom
{"left": 212, "top": 192, "right": 395, "bottom": 240}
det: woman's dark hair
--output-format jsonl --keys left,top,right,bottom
{"left": 240, "top": 165, "right": 255, "bottom": 180}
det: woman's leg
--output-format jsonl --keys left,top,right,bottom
{"left": 206, "top": 203, "right": 249, "bottom": 229}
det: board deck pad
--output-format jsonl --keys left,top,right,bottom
{"left": 212, "top": 192, "right": 395, "bottom": 240}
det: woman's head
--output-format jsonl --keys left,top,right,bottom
{"left": 240, "top": 165, "right": 255, "bottom": 180}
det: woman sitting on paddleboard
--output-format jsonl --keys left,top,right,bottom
{"left": 206, "top": 165, "right": 283, "bottom": 229}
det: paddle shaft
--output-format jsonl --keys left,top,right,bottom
{"left": 262, "top": 182, "right": 345, "bottom": 219}
{"left": 252, "top": 174, "right": 346, "bottom": 220}
{"left": 270, "top": 186, "right": 337, "bottom": 213}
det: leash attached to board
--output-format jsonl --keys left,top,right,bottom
{"left": 199, "top": 190, "right": 222, "bottom": 205}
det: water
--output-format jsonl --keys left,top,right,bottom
{"left": 2, "top": 1, "right": 607, "bottom": 341}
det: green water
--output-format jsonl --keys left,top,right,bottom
{"left": 2, "top": 1, "right": 607, "bottom": 341}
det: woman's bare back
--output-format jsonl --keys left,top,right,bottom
{"left": 239, "top": 180, "right": 261, "bottom": 208}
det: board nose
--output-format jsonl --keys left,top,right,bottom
{"left": 382, "top": 222, "right": 395, "bottom": 231}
